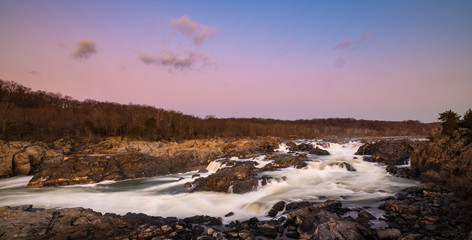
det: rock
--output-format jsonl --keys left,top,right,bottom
{"left": 410, "top": 134, "right": 472, "bottom": 198}
{"left": 192, "top": 162, "right": 258, "bottom": 193}
{"left": 268, "top": 201, "right": 286, "bottom": 217}
{"left": 309, "top": 147, "right": 330, "bottom": 155}
{"left": 377, "top": 228, "right": 401, "bottom": 239}
{"left": 224, "top": 212, "right": 234, "bottom": 217}
{"left": 27, "top": 153, "right": 172, "bottom": 188}
{"left": 1, "top": 141, "right": 64, "bottom": 178}
{"left": 192, "top": 174, "right": 200, "bottom": 178}
{"left": 356, "top": 139, "right": 414, "bottom": 165}
{"left": 333, "top": 162, "right": 357, "bottom": 171}
{"left": 287, "top": 200, "right": 371, "bottom": 239}
{"left": 271, "top": 154, "right": 308, "bottom": 169}
{"left": 257, "top": 220, "right": 278, "bottom": 238}
{"left": 287, "top": 142, "right": 314, "bottom": 152}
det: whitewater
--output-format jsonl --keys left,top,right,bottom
{"left": 0, "top": 140, "right": 419, "bottom": 223}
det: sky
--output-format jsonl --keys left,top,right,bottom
{"left": 1, "top": 1, "right": 471, "bottom": 122}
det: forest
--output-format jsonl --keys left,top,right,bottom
{"left": 0, "top": 79, "right": 438, "bottom": 142}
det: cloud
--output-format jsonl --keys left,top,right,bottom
{"left": 28, "top": 70, "right": 41, "bottom": 76}
{"left": 331, "top": 34, "right": 373, "bottom": 50}
{"left": 171, "top": 16, "right": 215, "bottom": 45}
{"left": 72, "top": 40, "right": 97, "bottom": 59}
{"left": 139, "top": 49, "right": 210, "bottom": 70}
{"left": 360, "top": 33, "right": 372, "bottom": 41}
{"left": 332, "top": 40, "right": 352, "bottom": 50}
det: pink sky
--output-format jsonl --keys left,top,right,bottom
{"left": 1, "top": 1, "right": 471, "bottom": 122}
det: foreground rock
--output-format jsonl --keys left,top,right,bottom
{"left": 380, "top": 184, "right": 472, "bottom": 239}
{"left": 287, "top": 200, "right": 373, "bottom": 239}
{"left": 0, "top": 199, "right": 379, "bottom": 240}
{"left": 355, "top": 139, "right": 414, "bottom": 165}
{"left": 0, "top": 205, "right": 222, "bottom": 240}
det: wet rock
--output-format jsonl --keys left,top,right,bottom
{"left": 386, "top": 165, "right": 418, "bottom": 179}
{"left": 27, "top": 153, "right": 170, "bottom": 188}
{"left": 377, "top": 228, "right": 401, "bottom": 239}
{"left": 287, "top": 200, "right": 371, "bottom": 239}
{"left": 224, "top": 212, "right": 234, "bottom": 217}
{"left": 333, "top": 162, "right": 357, "bottom": 171}
{"left": 271, "top": 154, "right": 308, "bottom": 169}
{"left": 286, "top": 142, "right": 314, "bottom": 152}
{"left": 309, "top": 147, "right": 330, "bottom": 155}
{"left": 192, "top": 173, "right": 200, "bottom": 178}
{"left": 257, "top": 220, "right": 279, "bottom": 238}
{"left": 356, "top": 139, "right": 414, "bottom": 165}
{"left": 268, "top": 201, "right": 286, "bottom": 217}
{"left": 192, "top": 162, "right": 259, "bottom": 193}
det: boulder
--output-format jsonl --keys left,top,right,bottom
{"left": 287, "top": 200, "right": 372, "bottom": 239}
{"left": 356, "top": 140, "right": 414, "bottom": 165}
{"left": 309, "top": 147, "right": 330, "bottom": 155}
{"left": 192, "top": 162, "right": 259, "bottom": 193}
{"left": 286, "top": 141, "right": 314, "bottom": 152}
{"left": 0, "top": 141, "right": 64, "bottom": 178}
{"left": 271, "top": 154, "right": 308, "bottom": 169}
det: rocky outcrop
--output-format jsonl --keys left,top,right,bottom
{"left": 24, "top": 138, "right": 281, "bottom": 188}
{"left": 410, "top": 133, "right": 472, "bottom": 198}
{"left": 0, "top": 139, "right": 69, "bottom": 178}
{"left": 27, "top": 152, "right": 206, "bottom": 188}
{"left": 286, "top": 141, "right": 314, "bottom": 151}
{"left": 0, "top": 199, "right": 380, "bottom": 240}
{"left": 309, "top": 147, "right": 330, "bottom": 155}
{"left": 191, "top": 161, "right": 259, "bottom": 193}
{"left": 0, "top": 205, "right": 222, "bottom": 240}
{"left": 287, "top": 200, "right": 373, "bottom": 239}
{"left": 380, "top": 185, "right": 472, "bottom": 239}
{"left": 355, "top": 139, "right": 414, "bottom": 165}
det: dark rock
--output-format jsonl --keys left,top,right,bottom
{"left": 271, "top": 154, "right": 308, "bottom": 169}
{"left": 356, "top": 139, "right": 414, "bottom": 165}
{"left": 192, "top": 174, "right": 200, "bottom": 178}
{"left": 257, "top": 220, "right": 278, "bottom": 238}
{"left": 333, "top": 162, "right": 357, "bottom": 171}
{"left": 286, "top": 200, "right": 372, "bottom": 239}
{"left": 286, "top": 230, "right": 300, "bottom": 238}
{"left": 224, "top": 212, "right": 234, "bottom": 217}
{"left": 358, "top": 211, "right": 376, "bottom": 221}
{"left": 268, "top": 201, "right": 286, "bottom": 217}
{"left": 192, "top": 162, "right": 258, "bottom": 193}
{"left": 377, "top": 228, "right": 401, "bottom": 239}
{"left": 309, "top": 147, "right": 330, "bottom": 155}
{"left": 27, "top": 153, "right": 172, "bottom": 188}
{"left": 286, "top": 142, "right": 314, "bottom": 152}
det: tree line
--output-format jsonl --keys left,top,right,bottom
{"left": 0, "top": 79, "right": 438, "bottom": 142}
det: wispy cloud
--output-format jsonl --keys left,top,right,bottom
{"left": 72, "top": 40, "right": 97, "bottom": 59}
{"left": 332, "top": 40, "right": 352, "bottom": 50}
{"left": 139, "top": 49, "right": 210, "bottom": 70}
{"left": 360, "top": 33, "right": 372, "bottom": 42}
{"left": 331, "top": 33, "right": 373, "bottom": 50}
{"left": 171, "top": 16, "right": 216, "bottom": 45}
{"left": 28, "top": 70, "right": 41, "bottom": 76}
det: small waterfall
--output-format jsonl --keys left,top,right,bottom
{"left": 206, "top": 160, "right": 223, "bottom": 172}
{"left": 228, "top": 185, "right": 233, "bottom": 194}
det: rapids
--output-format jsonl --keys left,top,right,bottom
{"left": 0, "top": 140, "right": 419, "bottom": 223}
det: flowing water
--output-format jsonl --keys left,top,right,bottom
{"left": 0, "top": 140, "right": 419, "bottom": 223}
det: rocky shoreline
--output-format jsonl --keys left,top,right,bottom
{"left": 1, "top": 137, "right": 472, "bottom": 239}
